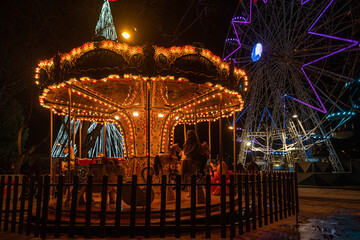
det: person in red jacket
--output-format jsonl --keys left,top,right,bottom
{"left": 211, "top": 161, "right": 232, "bottom": 195}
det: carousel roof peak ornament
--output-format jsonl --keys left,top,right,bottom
{"left": 36, "top": 41, "right": 248, "bottom": 157}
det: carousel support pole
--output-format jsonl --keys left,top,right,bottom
{"left": 103, "top": 122, "right": 106, "bottom": 157}
{"left": 68, "top": 88, "right": 72, "bottom": 184}
{"left": 73, "top": 119, "right": 76, "bottom": 149}
{"left": 195, "top": 97, "right": 198, "bottom": 134}
{"left": 147, "top": 80, "right": 151, "bottom": 176}
{"left": 79, "top": 120, "right": 82, "bottom": 158}
{"left": 64, "top": 88, "right": 72, "bottom": 206}
{"left": 208, "top": 120, "right": 211, "bottom": 164}
{"left": 184, "top": 124, "right": 187, "bottom": 142}
{"left": 73, "top": 117, "right": 76, "bottom": 175}
{"left": 50, "top": 107, "right": 53, "bottom": 181}
{"left": 233, "top": 112, "right": 236, "bottom": 175}
{"left": 219, "top": 93, "right": 223, "bottom": 175}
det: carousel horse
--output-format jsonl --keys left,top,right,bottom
{"left": 91, "top": 157, "right": 128, "bottom": 184}
{"left": 136, "top": 144, "right": 181, "bottom": 203}
{"left": 60, "top": 145, "right": 75, "bottom": 174}
{"left": 153, "top": 144, "right": 182, "bottom": 176}
{"left": 200, "top": 142, "right": 212, "bottom": 174}
{"left": 77, "top": 157, "right": 129, "bottom": 205}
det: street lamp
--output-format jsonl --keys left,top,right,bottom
{"left": 122, "top": 32, "right": 130, "bottom": 39}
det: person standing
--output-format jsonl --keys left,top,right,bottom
{"left": 181, "top": 130, "right": 204, "bottom": 198}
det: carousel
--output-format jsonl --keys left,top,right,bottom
{"left": 35, "top": 39, "right": 248, "bottom": 216}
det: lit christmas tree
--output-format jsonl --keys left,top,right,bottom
{"left": 52, "top": 0, "right": 124, "bottom": 159}
{"left": 95, "top": 0, "right": 118, "bottom": 41}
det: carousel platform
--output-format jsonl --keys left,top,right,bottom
{"left": 46, "top": 190, "right": 233, "bottom": 225}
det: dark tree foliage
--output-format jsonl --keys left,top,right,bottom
{"left": 0, "top": 99, "right": 28, "bottom": 172}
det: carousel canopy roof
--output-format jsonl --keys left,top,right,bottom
{"left": 35, "top": 40, "right": 248, "bottom": 125}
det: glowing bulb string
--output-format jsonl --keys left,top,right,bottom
{"left": 171, "top": 88, "right": 241, "bottom": 112}
{"left": 70, "top": 84, "right": 123, "bottom": 110}
{"left": 36, "top": 42, "right": 247, "bottom": 88}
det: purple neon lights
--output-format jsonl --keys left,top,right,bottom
{"left": 223, "top": 1, "right": 267, "bottom": 61}
{"left": 224, "top": 0, "right": 359, "bottom": 114}
{"left": 301, "top": 0, "right": 310, "bottom": 4}
{"left": 289, "top": 0, "right": 360, "bottom": 113}
{"left": 223, "top": 1, "right": 254, "bottom": 61}
{"left": 223, "top": 22, "right": 242, "bottom": 61}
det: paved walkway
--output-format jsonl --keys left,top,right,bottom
{"left": 234, "top": 187, "right": 360, "bottom": 240}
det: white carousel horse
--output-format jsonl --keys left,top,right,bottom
{"left": 153, "top": 144, "right": 182, "bottom": 176}
{"left": 138, "top": 144, "right": 182, "bottom": 201}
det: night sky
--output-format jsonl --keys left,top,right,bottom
{"left": 0, "top": 0, "right": 237, "bottom": 158}
{"left": 1, "top": 0, "right": 359, "bottom": 167}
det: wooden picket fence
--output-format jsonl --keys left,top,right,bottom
{"left": 0, "top": 172, "right": 299, "bottom": 238}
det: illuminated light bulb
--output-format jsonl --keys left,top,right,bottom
{"left": 133, "top": 112, "right": 139, "bottom": 117}
{"left": 158, "top": 113, "right": 164, "bottom": 118}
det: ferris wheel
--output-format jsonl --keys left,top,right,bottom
{"left": 223, "top": 0, "right": 359, "bottom": 172}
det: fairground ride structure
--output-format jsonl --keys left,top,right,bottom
{"left": 223, "top": 0, "right": 359, "bottom": 172}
